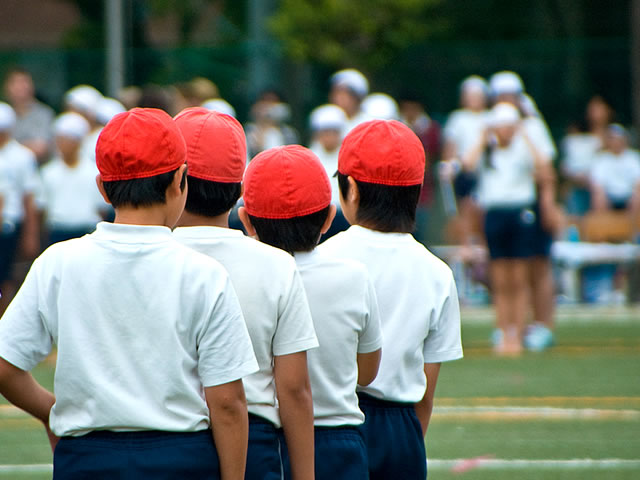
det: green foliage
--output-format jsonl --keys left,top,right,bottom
{"left": 269, "top": 0, "right": 446, "bottom": 71}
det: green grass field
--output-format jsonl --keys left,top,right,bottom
{"left": 1, "top": 306, "right": 639, "bottom": 479}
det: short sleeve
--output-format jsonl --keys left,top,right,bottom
{"left": 358, "top": 276, "right": 383, "bottom": 354}
{"left": 525, "top": 119, "right": 556, "bottom": 161}
{"left": 422, "top": 272, "right": 463, "bottom": 363}
{"left": 273, "top": 268, "right": 318, "bottom": 356}
{"left": 0, "top": 258, "right": 53, "bottom": 371}
{"left": 196, "top": 274, "right": 258, "bottom": 387}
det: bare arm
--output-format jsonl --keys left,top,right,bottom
{"left": 414, "top": 363, "right": 441, "bottom": 437}
{"left": 21, "top": 194, "right": 40, "bottom": 259}
{"left": 0, "top": 357, "right": 57, "bottom": 451}
{"left": 274, "top": 351, "right": 314, "bottom": 480}
{"left": 205, "top": 380, "right": 250, "bottom": 480}
{"left": 356, "top": 349, "right": 381, "bottom": 386}
{"left": 461, "top": 130, "right": 488, "bottom": 171}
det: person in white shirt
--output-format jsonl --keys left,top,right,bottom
{"left": 463, "top": 103, "right": 548, "bottom": 355}
{"left": 590, "top": 124, "right": 640, "bottom": 217}
{"left": 40, "top": 112, "right": 108, "bottom": 244}
{"left": 239, "top": 144, "right": 382, "bottom": 480}
{"left": 64, "top": 85, "right": 104, "bottom": 164}
{"left": 0, "top": 102, "right": 40, "bottom": 315}
{"left": 173, "top": 108, "right": 318, "bottom": 480}
{"left": 329, "top": 69, "right": 373, "bottom": 136}
{"left": 309, "top": 104, "right": 350, "bottom": 239}
{"left": 0, "top": 108, "right": 258, "bottom": 480}
{"left": 320, "top": 120, "right": 463, "bottom": 479}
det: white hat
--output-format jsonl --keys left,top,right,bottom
{"left": 461, "top": 75, "right": 489, "bottom": 95}
{"left": 520, "top": 93, "right": 540, "bottom": 118}
{"left": 201, "top": 98, "right": 236, "bottom": 118}
{"left": 64, "top": 85, "right": 103, "bottom": 116}
{"left": 95, "top": 97, "right": 126, "bottom": 125}
{"left": 489, "top": 102, "right": 520, "bottom": 127}
{"left": 309, "top": 104, "right": 347, "bottom": 131}
{"left": 489, "top": 71, "right": 524, "bottom": 96}
{"left": 361, "top": 93, "right": 400, "bottom": 120}
{"left": 331, "top": 69, "right": 369, "bottom": 98}
{"left": 53, "top": 112, "right": 90, "bottom": 140}
{"left": 0, "top": 102, "right": 16, "bottom": 131}
{"left": 608, "top": 123, "right": 627, "bottom": 138}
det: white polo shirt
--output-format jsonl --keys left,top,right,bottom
{"left": 173, "top": 226, "right": 318, "bottom": 427}
{"left": 309, "top": 143, "right": 341, "bottom": 207}
{"left": 40, "top": 158, "right": 106, "bottom": 230}
{"left": 443, "top": 109, "right": 488, "bottom": 157}
{"left": 320, "top": 226, "right": 462, "bottom": 404}
{"left": 294, "top": 250, "right": 382, "bottom": 426}
{"left": 0, "top": 139, "right": 40, "bottom": 224}
{"left": 590, "top": 149, "right": 640, "bottom": 202}
{"left": 0, "top": 222, "right": 258, "bottom": 436}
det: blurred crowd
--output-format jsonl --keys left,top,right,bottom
{"left": 1, "top": 66, "right": 639, "bottom": 342}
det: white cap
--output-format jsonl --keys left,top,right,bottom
{"left": 53, "top": 112, "right": 90, "bottom": 140}
{"left": 489, "top": 71, "right": 524, "bottom": 96}
{"left": 520, "top": 94, "right": 540, "bottom": 118}
{"left": 489, "top": 102, "right": 520, "bottom": 127}
{"left": 461, "top": 75, "right": 489, "bottom": 95}
{"left": 331, "top": 69, "right": 369, "bottom": 98}
{"left": 95, "top": 97, "right": 126, "bottom": 125}
{"left": 201, "top": 98, "right": 236, "bottom": 118}
{"left": 608, "top": 123, "right": 627, "bottom": 138}
{"left": 64, "top": 85, "right": 103, "bottom": 116}
{"left": 0, "top": 102, "right": 16, "bottom": 131}
{"left": 310, "top": 104, "right": 347, "bottom": 131}
{"left": 361, "top": 93, "right": 400, "bottom": 120}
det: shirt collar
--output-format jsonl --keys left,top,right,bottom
{"left": 93, "top": 222, "right": 173, "bottom": 244}
{"left": 173, "top": 225, "right": 246, "bottom": 240}
{"left": 345, "top": 224, "right": 413, "bottom": 242}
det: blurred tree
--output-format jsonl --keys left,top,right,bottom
{"left": 270, "top": 0, "right": 445, "bottom": 72}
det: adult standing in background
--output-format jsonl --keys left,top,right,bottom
{"left": 329, "top": 69, "right": 372, "bottom": 135}
{"left": 3, "top": 68, "right": 54, "bottom": 164}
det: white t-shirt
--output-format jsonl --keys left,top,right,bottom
{"left": 343, "top": 110, "right": 373, "bottom": 137}
{"left": 309, "top": 143, "right": 341, "bottom": 207}
{"left": 294, "top": 250, "right": 382, "bottom": 426}
{"left": 476, "top": 134, "right": 537, "bottom": 209}
{"left": 590, "top": 149, "right": 640, "bottom": 202}
{"left": 443, "top": 109, "right": 489, "bottom": 157}
{"left": 0, "top": 222, "right": 258, "bottom": 436}
{"left": 173, "top": 226, "right": 318, "bottom": 427}
{"left": 80, "top": 128, "right": 102, "bottom": 165}
{"left": 320, "top": 226, "right": 463, "bottom": 403}
{"left": 0, "top": 139, "right": 40, "bottom": 224}
{"left": 561, "top": 133, "right": 601, "bottom": 178}
{"left": 40, "top": 157, "right": 106, "bottom": 229}
{"left": 523, "top": 116, "right": 557, "bottom": 161}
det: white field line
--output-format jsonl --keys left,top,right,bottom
{"left": 433, "top": 405, "right": 640, "bottom": 420}
{"left": 2, "top": 459, "right": 640, "bottom": 474}
{"left": 460, "top": 305, "right": 640, "bottom": 323}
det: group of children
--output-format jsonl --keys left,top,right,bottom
{"left": 0, "top": 106, "right": 463, "bottom": 479}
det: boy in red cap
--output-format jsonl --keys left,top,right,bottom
{"left": 0, "top": 108, "right": 258, "bottom": 480}
{"left": 239, "top": 144, "right": 383, "bottom": 480}
{"left": 172, "top": 107, "right": 318, "bottom": 480}
{"left": 320, "top": 119, "right": 464, "bottom": 479}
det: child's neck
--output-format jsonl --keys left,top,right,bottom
{"left": 62, "top": 153, "right": 81, "bottom": 168}
{"left": 113, "top": 205, "right": 176, "bottom": 228}
{"left": 177, "top": 210, "right": 229, "bottom": 229}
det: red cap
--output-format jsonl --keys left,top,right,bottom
{"left": 96, "top": 108, "right": 186, "bottom": 181}
{"left": 174, "top": 107, "right": 246, "bottom": 183}
{"left": 338, "top": 119, "right": 426, "bottom": 186}
{"left": 243, "top": 145, "right": 331, "bottom": 219}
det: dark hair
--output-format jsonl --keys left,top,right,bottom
{"left": 337, "top": 173, "right": 420, "bottom": 233}
{"left": 103, "top": 167, "right": 187, "bottom": 209}
{"left": 248, "top": 206, "right": 331, "bottom": 254}
{"left": 184, "top": 176, "right": 242, "bottom": 217}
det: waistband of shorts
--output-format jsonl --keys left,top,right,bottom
{"left": 63, "top": 429, "right": 211, "bottom": 443}
{"left": 314, "top": 424, "right": 361, "bottom": 432}
{"left": 357, "top": 392, "right": 416, "bottom": 409}
{"left": 249, "top": 413, "right": 276, "bottom": 426}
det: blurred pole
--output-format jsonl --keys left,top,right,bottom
{"left": 247, "top": 0, "right": 275, "bottom": 99}
{"left": 106, "top": 0, "right": 125, "bottom": 97}
{"left": 632, "top": 0, "right": 640, "bottom": 134}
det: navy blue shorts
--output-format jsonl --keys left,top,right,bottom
{"left": 53, "top": 430, "right": 220, "bottom": 480}
{"left": 484, "top": 206, "right": 538, "bottom": 260}
{"left": 530, "top": 203, "right": 553, "bottom": 258}
{"left": 358, "top": 393, "right": 427, "bottom": 480}
{"left": 0, "top": 223, "right": 21, "bottom": 284}
{"left": 281, "top": 425, "right": 368, "bottom": 480}
{"left": 453, "top": 171, "right": 478, "bottom": 199}
{"left": 246, "top": 414, "right": 282, "bottom": 480}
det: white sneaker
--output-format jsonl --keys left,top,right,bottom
{"left": 524, "top": 324, "right": 554, "bottom": 352}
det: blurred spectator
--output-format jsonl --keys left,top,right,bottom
{"left": 138, "top": 84, "right": 174, "bottom": 113}
{"left": 3, "top": 67, "right": 54, "bottom": 164}
{"left": 245, "top": 90, "right": 298, "bottom": 158}
{"left": 40, "top": 113, "right": 107, "bottom": 245}
{"left": 201, "top": 98, "right": 236, "bottom": 118}
{"left": 81, "top": 97, "right": 126, "bottom": 165}
{"left": 117, "top": 86, "right": 142, "bottom": 111}
{"left": 589, "top": 124, "right": 640, "bottom": 218}
{"left": 586, "top": 95, "right": 614, "bottom": 145}
{"left": 362, "top": 93, "right": 400, "bottom": 120}
{"left": 329, "top": 68, "right": 372, "bottom": 135}
{"left": 0, "top": 102, "right": 40, "bottom": 314}
{"left": 309, "top": 104, "right": 349, "bottom": 238}
{"left": 64, "top": 84, "right": 104, "bottom": 166}
{"left": 174, "top": 77, "right": 220, "bottom": 113}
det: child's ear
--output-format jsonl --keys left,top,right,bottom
{"left": 237, "top": 207, "right": 257, "bottom": 237}
{"left": 168, "top": 164, "right": 188, "bottom": 198}
{"left": 347, "top": 176, "right": 360, "bottom": 205}
{"left": 96, "top": 175, "right": 112, "bottom": 205}
{"left": 320, "top": 204, "right": 337, "bottom": 235}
